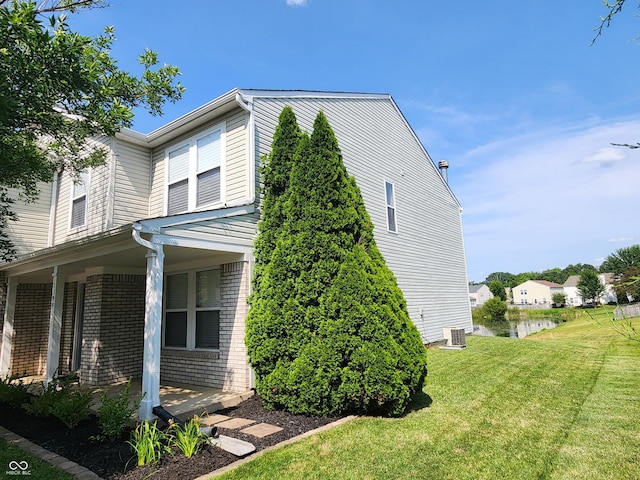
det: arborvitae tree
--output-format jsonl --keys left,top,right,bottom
{"left": 246, "top": 109, "right": 427, "bottom": 416}
{"left": 245, "top": 107, "right": 302, "bottom": 379}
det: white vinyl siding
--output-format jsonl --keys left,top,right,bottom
{"left": 164, "top": 268, "right": 221, "bottom": 350}
{"left": 112, "top": 140, "right": 152, "bottom": 225}
{"left": 165, "top": 123, "right": 225, "bottom": 216}
{"left": 5, "top": 183, "right": 52, "bottom": 255}
{"left": 251, "top": 94, "right": 471, "bottom": 343}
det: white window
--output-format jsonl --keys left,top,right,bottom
{"left": 166, "top": 123, "right": 225, "bottom": 215}
{"left": 385, "top": 181, "right": 397, "bottom": 232}
{"left": 70, "top": 170, "right": 89, "bottom": 229}
{"left": 164, "top": 268, "right": 221, "bottom": 350}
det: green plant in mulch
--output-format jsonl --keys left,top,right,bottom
{"left": 169, "top": 416, "right": 207, "bottom": 458}
{"left": 94, "top": 377, "right": 142, "bottom": 442}
{"left": 0, "top": 373, "right": 31, "bottom": 408}
{"left": 22, "top": 374, "right": 91, "bottom": 429}
{"left": 127, "top": 421, "right": 171, "bottom": 466}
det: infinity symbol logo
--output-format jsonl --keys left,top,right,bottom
{"left": 8, "top": 460, "right": 29, "bottom": 471}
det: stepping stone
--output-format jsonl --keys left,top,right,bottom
{"left": 214, "top": 417, "right": 256, "bottom": 429}
{"left": 212, "top": 435, "right": 256, "bottom": 457}
{"left": 240, "top": 422, "right": 284, "bottom": 438}
{"left": 200, "top": 414, "right": 230, "bottom": 426}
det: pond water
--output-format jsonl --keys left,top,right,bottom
{"left": 472, "top": 317, "right": 560, "bottom": 338}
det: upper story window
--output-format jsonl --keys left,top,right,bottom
{"left": 385, "top": 181, "right": 397, "bottom": 232}
{"left": 70, "top": 170, "right": 89, "bottom": 229}
{"left": 164, "top": 268, "right": 221, "bottom": 350}
{"left": 166, "top": 123, "right": 225, "bottom": 216}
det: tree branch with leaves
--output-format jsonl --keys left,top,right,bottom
{"left": 0, "top": 0, "right": 184, "bottom": 260}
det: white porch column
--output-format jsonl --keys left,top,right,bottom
{"left": 45, "top": 266, "right": 66, "bottom": 386}
{"left": 139, "top": 244, "right": 164, "bottom": 420}
{"left": 0, "top": 276, "right": 18, "bottom": 378}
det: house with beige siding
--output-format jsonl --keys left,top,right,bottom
{"left": 469, "top": 284, "right": 493, "bottom": 308}
{"left": 512, "top": 279, "right": 564, "bottom": 306}
{"left": 0, "top": 89, "right": 472, "bottom": 419}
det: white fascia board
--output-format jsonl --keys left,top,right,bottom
{"left": 134, "top": 204, "right": 255, "bottom": 233}
{"left": 152, "top": 234, "right": 252, "bottom": 256}
{"left": 238, "top": 88, "right": 391, "bottom": 102}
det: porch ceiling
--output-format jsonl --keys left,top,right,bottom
{"left": 2, "top": 228, "right": 248, "bottom": 282}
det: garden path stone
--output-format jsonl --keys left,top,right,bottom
{"left": 240, "top": 422, "right": 284, "bottom": 437}
{"left": 214, "top": 417, "right": 256, "bottom": 429}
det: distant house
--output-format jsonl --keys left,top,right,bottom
{"left": 563, "top": 275, "right": 582, "bottom": 306}
{"left": 0, "top": 88, "right": 472, "bottom": 419}
{"left": 512, "top": 280, "right": 564, "bottom": 306}
{"left": 564, "top": 273, "right": 617, "bottom": 306}
{"left": 469, "top": 284, "right": 493, "bottom": 308}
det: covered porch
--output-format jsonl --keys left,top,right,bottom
{"left": 0, "top": 207, "right": 256, "bottom": 420}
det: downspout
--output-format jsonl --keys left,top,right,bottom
{"left": 233, "top": 92, "right": 256, "bottom": 207}
{"left": 132, "top": 224, "right": 164, "bottom": 420}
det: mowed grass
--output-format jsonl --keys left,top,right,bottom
{"left": 215, "top": 311, "right": 640, "bottom": 479}
{"left": 0, "top": 439, "right": 75, "bottom": 480}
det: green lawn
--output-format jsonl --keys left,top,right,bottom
{"left": 215, "top": 311, "right": 640, "bottom": 479}
{"left": 0, "top": 439, "right": 75, "bottom": 480}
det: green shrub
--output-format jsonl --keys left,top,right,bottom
{"left": 246, "top": 110, "right": 427, "bottom": 416}
{"left": 23, "top": 380, "right": 61, "bottom": 417}
{"left": 170, "top": 416, "right": 206, "bottom": 458}
{"left": 95, "top": 378, "right": 141, "bottom": 442}
{"left": 128, "top": 421, "right": 170, "bottom": 466}
{"left": 0, "top": 373, "right": 31, "bottom": 409}
{"left": 51, "top": 388, "right": 92, "bottom": 429}
{"left": 483, "top": 298, "right": 508, "bottom": 320}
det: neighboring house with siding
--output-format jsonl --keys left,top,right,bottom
{"left": 564, "top": 273, "right": 617, "bottom": 306}
{"left": 512, "top": 279, "right": 564, "bottom": 306}
{"left": 0, "top": 89, "right": 472, "bottom": 419}
{"left": 469, "top": 284, "right": 493, "bottom": 308}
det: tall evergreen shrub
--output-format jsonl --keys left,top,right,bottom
{"left": 246, "top": 109, "right": 427, "bottom": 416}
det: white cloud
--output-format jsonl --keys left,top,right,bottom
{"left": 286, "top": 0, "right": 308, "bottom": 6}
{"left": 454, "top": 118, "right": 640, "bottom": 280}
{"left": 609, "top": 237, "right": 634, "bottom": 243}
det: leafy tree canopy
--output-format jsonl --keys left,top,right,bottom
{"left": 577, "top": 269, "right": 605, "bottom": 306}
{"left": 488, "top": 280, "right": 507, "bottom": 301}
{"left": 0, "top": 0, "right": 184, "bottom": 260}
{"left": 599, "top": 245, "right": 640, "bottom": 275}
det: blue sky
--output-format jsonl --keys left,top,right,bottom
{"left": 70, "top": 1, "right": 640, "bottom": 282}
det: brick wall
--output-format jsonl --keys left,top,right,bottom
{"left": 79, "top": 274, "right": 145, "bottom": 385}
{"left": 160, "top": 261, "right": 250, "bottom": 390}
{"left": 0, "top": 273, "right": 6, "bottom": 354}
{"left": 11, "top": 283, "right": 51, "bottom": 376}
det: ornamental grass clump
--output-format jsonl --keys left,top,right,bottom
{"left": 170, "top": 416, "right": 207, "bottom": 458}
{"left": 246, "top": 108, "right": 427, "bottom": 417}
{"left": 128, "top": 421, "right": 170, "bottom": 467}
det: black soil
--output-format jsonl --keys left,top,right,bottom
{"left": 0, "top": 395, "right": 341, "bottom": 480}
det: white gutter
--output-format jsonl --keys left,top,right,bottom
{"left": 234, "top": 92, "right": 256, "bottom": 207}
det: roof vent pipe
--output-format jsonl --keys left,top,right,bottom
{"left": 438, "top": 160, "right": 449, "bottom": 184}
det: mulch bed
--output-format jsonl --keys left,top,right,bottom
{"left": 0, "top": 394, "right": 342, "bottom": 480}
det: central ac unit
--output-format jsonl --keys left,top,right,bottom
{"left": 442, "top": 326, "right": 467, "bottom": 349}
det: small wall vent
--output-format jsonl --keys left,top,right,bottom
{"left": 442, "top": 327, "right": 467, "bottom": 349}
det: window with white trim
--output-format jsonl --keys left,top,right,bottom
{"left": 385, "top": 181, "right": 397, "bottom": 232}
{"left": 70, "top": 170, "right": 89, "bottom": 229}
{"left": 164, "top": 268, "right": 221, "bottom": 350}
{"left": 166, "top": 123, "right": 224, "bottom": 215}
